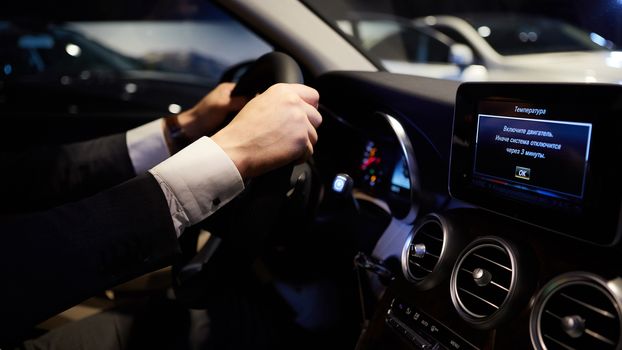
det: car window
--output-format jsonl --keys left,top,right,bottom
{"left": 1, "top": 25, "right": 144, "bottom": 76}
{"left": 66, "top": 19, "right": 271, "bottom": 83}
{"left": 0, "top": 3, "right": 271, "bottom": 118}
{"left": 1, "top": 8, "right": 271, "bottom": 84}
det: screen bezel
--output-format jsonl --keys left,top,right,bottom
{"left": 449, "top": 83, "right": 622, "bottom": 245}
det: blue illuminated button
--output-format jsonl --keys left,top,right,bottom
{"left": 333, "top": 175, "right": 347, "bottom": 192}
{"left": 331, "top": 173, "right": 354, "bottom": 196}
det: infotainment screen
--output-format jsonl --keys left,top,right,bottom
{"left": 450, "top": 83, "right": 622, "bottom": 245}
{"left": 474, "top": 102, "right": 592, "bottom": 208}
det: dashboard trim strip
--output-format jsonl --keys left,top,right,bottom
{"left": 378, "top": 112, "right": 420, "bottom": 223}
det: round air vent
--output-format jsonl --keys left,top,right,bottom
{"left": 530, "top": 272, "right": 622, "bottom": 350}
{"left": 450, "top": 237, "right": 529, "bottom": 328}
{"left": 401, "top": 214, "right": 458, "bottom": 290}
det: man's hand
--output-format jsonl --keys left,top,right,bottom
{"left": 177, "top": 82, "right": 247, "bottom": 140}
{"left": 211, "top": 83, "right": 322, "bottom": 180}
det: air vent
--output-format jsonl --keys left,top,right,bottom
{"left": 530, "top": 273, "right": 622, "bottom": 350}
{"left": 402, "top": 215, "right": 445, "bottom": 283}
{"left": 450, "top": 238, "right": 516, "bottom": 324}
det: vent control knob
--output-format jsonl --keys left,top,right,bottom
{"left": 560, "top": 315, "right": 586, "bottom": 338}
{"left": 413, "top": 243, "right": 426, "bottom": 258}
{"left": 472, "top": 268, "right": 492, "bottom": 287}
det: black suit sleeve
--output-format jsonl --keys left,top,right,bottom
{"left": 0, "top": 133, "right": 136, "bottom": 213}
{"left": 0, "top": 173, "right": 180, "bottom": 343}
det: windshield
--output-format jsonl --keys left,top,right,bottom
{"left": 302, "top": 0, "right": 622, "bottom": 83}
{"left": 462, "top": 14, "right": 609, "bottom": 56}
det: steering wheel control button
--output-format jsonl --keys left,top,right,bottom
{"left": 332, "top": 176, "right": 345, "bottom": 192}
{"left": 472, "top": 268, "right": 492, "bottom": 287}
{"left": 332, "top": 173, "right": 353, "bottom": 195}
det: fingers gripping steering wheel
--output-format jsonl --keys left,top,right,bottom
{"left": 230, "top": 51, "right": 304, "bottom": 99}
{"left": 174, "top": 52, "right": 315, "bottom": 302}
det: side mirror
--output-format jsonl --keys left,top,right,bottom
{"left": 449, "top": 44, "right": 474, "bottom": 67}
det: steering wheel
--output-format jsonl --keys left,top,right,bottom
{"left": 173, "top": 52, "right": 319, "bottom": 306}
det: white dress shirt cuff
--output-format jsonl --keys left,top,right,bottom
{"left": 149, "top": 136, "right": 245, "bottom": 236}
{"left": 126, "top": 119, "right": 171, "bottom": 175}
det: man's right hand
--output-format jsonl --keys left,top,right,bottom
{"left": 211, "top": 83, "right": 322, "bottom": 180}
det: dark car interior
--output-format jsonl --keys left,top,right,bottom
{"left": 2, "top": 1, "right": 622, "bottom": 350}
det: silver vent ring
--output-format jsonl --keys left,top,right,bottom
{"left": 450, "top": 236, "right": 534, "bottom": 329}
{"left": 530, "top": 272, "right": 622, "bottom": 350}
{"left": 401, "top": 213, "right": 462, "bottom": 291}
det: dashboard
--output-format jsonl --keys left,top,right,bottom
{"left": 314, "top": 72, "right": 622, "bottom": 350}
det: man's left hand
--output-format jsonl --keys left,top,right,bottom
{"left": 177, "top": 82, "right": 247, "bottom": 141}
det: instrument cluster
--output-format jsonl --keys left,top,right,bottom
{"left": 353, "top": 112, "right": 418, "bottom": 221}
